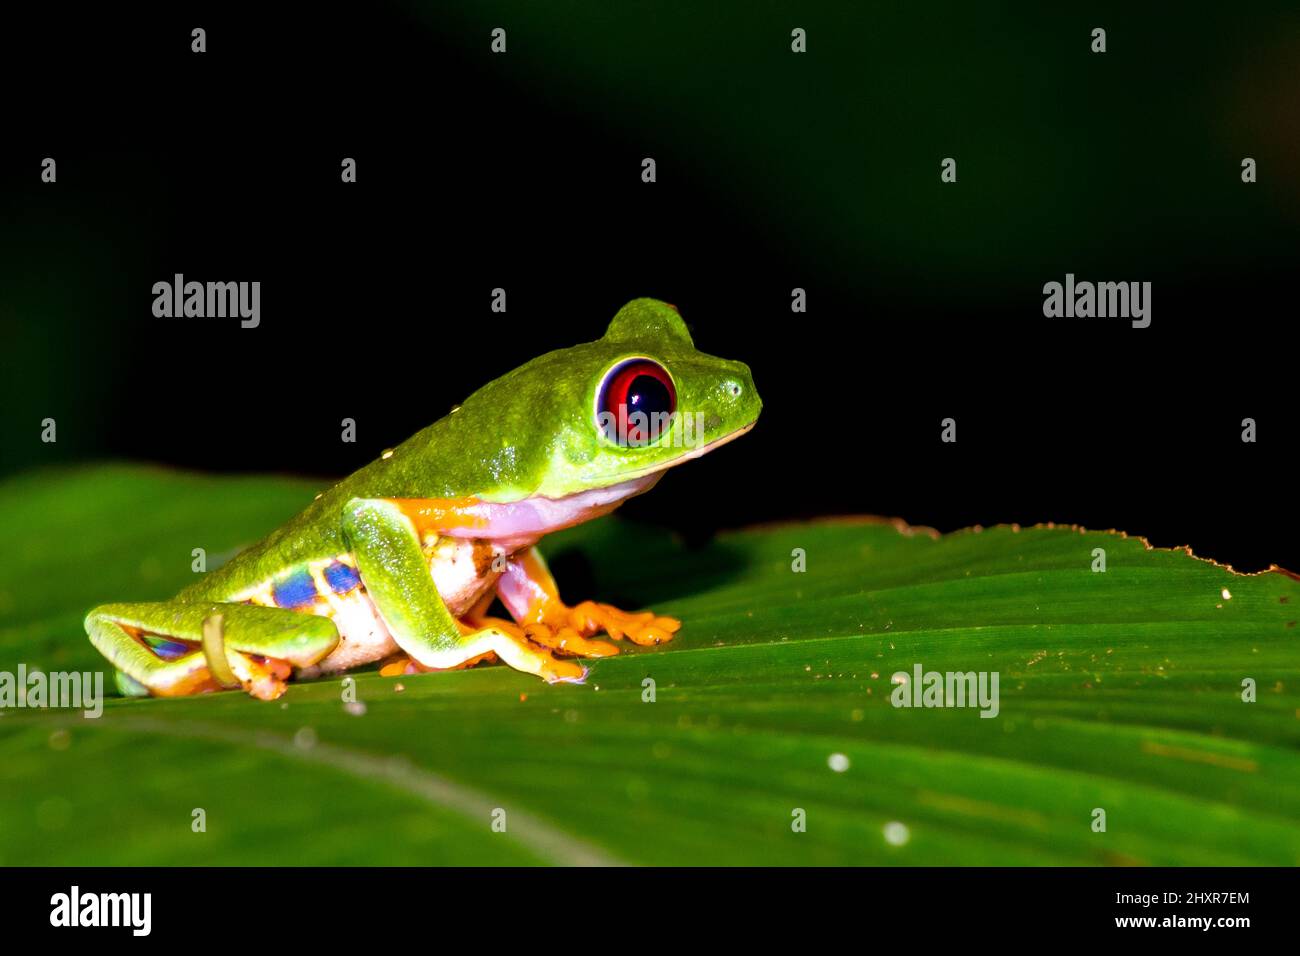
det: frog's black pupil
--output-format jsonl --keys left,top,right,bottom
{"left": 626, "top": 374, "right": 671, "bottom": 417}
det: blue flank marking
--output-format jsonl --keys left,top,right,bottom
{"left": 272, "top": 567, "right": 319, "bottom": 609}
{"left": 146, "top": 637, "right": 192, "bottom": 661}
{"left": 323, "top": 560, "right": 361, "bottom": 594}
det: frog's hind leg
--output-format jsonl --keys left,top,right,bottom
{"left": 342, "top": 498, "right": 586, "bottom": 684}
{"left": 85, "top": 601, "right": 339, "bottom": 700}
{"left": 378, "top": 593, "right": 503, "bottom": 678}
{"left": 496, "top": 547, "right": 681, "bottom": 652}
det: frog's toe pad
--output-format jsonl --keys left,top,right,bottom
{"left": 378, "top": 658, "right": 410, "bottom": 678}
{"left": 544, "top": 662, "right": 589, "bottom": 685}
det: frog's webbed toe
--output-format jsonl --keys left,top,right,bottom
{"left": 564, "top": 601, "right": 680, "bottom": 647}
{"left": 497, "top": 547, "right": 682, "bottom": 650}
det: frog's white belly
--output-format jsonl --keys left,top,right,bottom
{"left": 305, "top": 536, "right": 508, "bottom": 674}
{"left": 311, "top": 590, "right": 399, "bottom": 673}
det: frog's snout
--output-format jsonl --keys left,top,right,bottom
{"left": 723, "top": 361, "right": 761, "bottom": 426}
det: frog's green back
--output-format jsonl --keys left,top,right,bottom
{"left": 180, "top": 298, "right": 760, "bottom": 600}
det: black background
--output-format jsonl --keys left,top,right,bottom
{"left": 1, "top": 3, "right": 1296, "bottom": 570}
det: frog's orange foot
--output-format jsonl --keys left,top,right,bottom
{"left": 565, "top": 601, "right": 681, "bottom": 647}
{"left": 229, "top": 654, "right": 292, "bottom": 701}
{"left": 378, "top": 650, "right": 499, "bottom": 677}
{"left": 522, "top": 622, "right": 621, "bottom": 658}
{"left": 468, "top": 615, "right": 616, "bottom": 659}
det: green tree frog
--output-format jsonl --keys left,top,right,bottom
{"left": 86, "top": 299, "right": 761, "bottom": 699}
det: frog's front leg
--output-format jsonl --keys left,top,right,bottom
{"left": 85, "top": 601, "right": 340, "bottom": 700}
{"left": 341, "top": 498, "right": 586, "bottom": 683}
{"left": 495, "top": 547, "right": 681, "bottom": 653}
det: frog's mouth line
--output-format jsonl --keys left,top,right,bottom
{"left": 594, "top": 417, "right": 758, "bottom": 485}
{"left": 450, "top": 419, "right": 759, "bottom": 545}
{"left": 653, "top": 417, "right": 756, "bottom": 470}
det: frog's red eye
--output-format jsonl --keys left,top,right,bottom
{"left": 597, "top": 358, "right": 677, "bottom": 446}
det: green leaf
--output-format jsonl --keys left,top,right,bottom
{"left": 1, "top": 466, "right": 1297, "bottom": 865}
